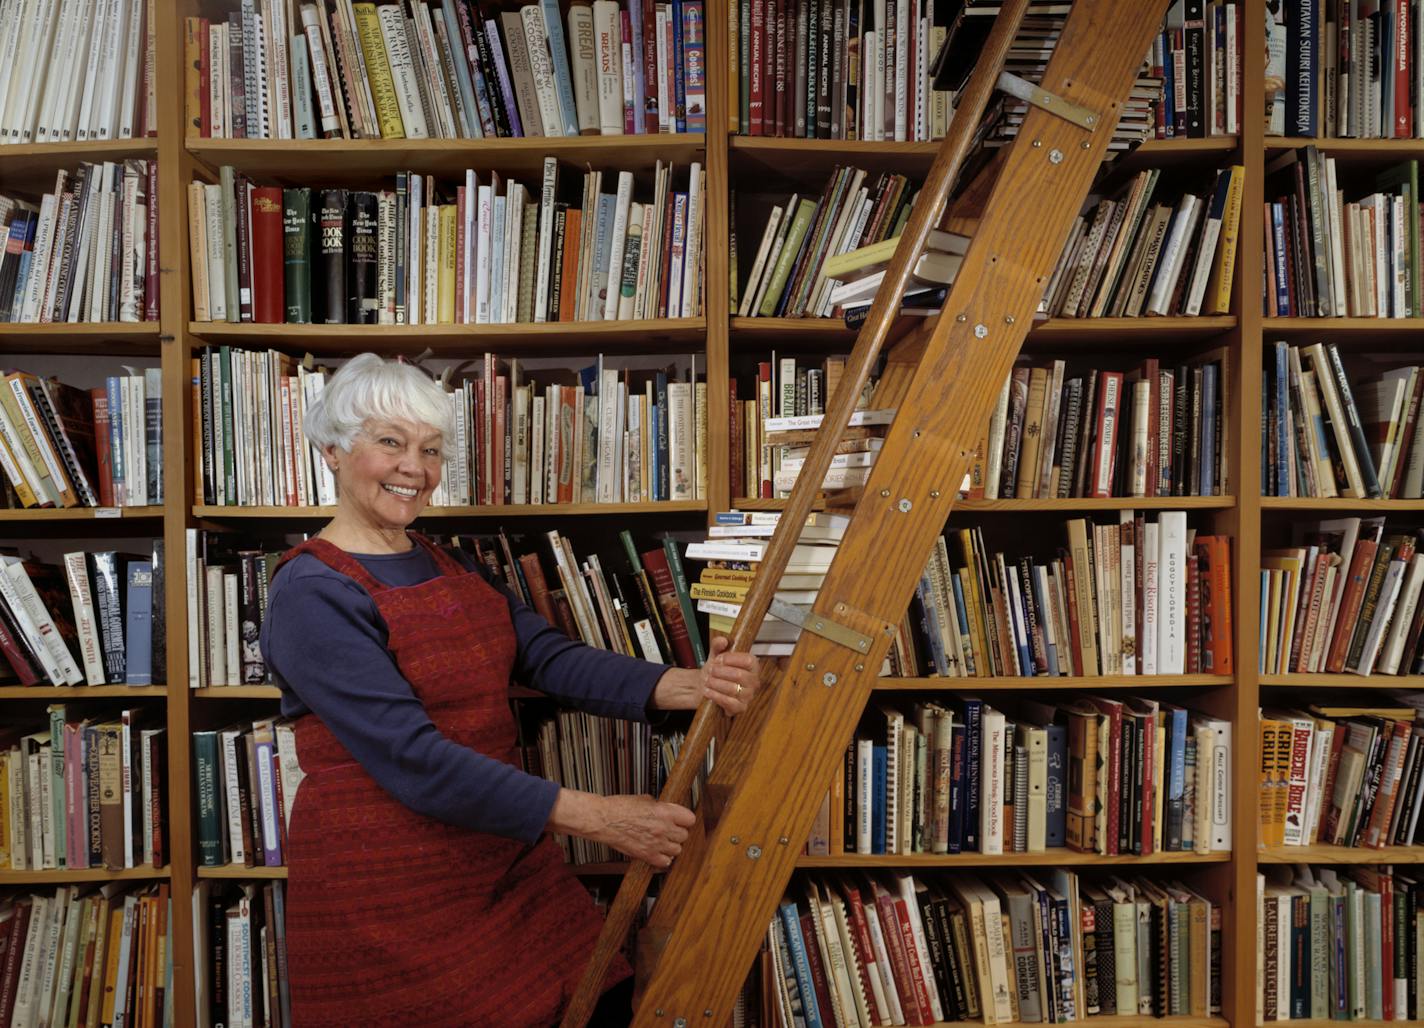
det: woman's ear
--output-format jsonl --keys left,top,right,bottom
{"left": 322, "top": 443, "right": 341, "bottom": 473}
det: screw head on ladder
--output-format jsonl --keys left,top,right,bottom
{"left": 973, "top": 324, "right": 988, "bottom": 338}
{"left": 823, "top": 672, "right": 838, "bottom": 686}
{"left": 1049, "top": 148, "right": 1064, "bottom": 164}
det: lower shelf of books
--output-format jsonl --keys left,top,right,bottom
{"left": 796, "top": 852, "right": 1231, "bottom": 869}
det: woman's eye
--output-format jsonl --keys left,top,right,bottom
{"left": 424, "top": 449, "right": 441, "bottom": 457}
{"left": 380, "top": 437, "right": 400, "bottom": 447}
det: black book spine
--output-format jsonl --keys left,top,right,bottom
{"left": 282, "top": 188, "right": 312, "bottom": 324}
{"left": 150, "top": 539, "right": 165, "bottom": 685}
{"left": 1183, "top": 0, "right": 1206, "bottom": 137}
{"left": 88, "top": 552, "right": 127, "bottom": 682}
{"left": 346, "top": 191, "right": 379, "bottom": 324}
{"left": 548, "top": 203, "right": 567, "bottom": 322}
{"left": 200, "top": 348, "right": 215, "bottom": 504}
{"left": 234, "top": 174, "right": 254, "bottom": 322}
{"left": 473, "top": 14, "right": 513, "bottom": 137}
{"left": 1171, "top": 364, "right": 1190, "bottom": 496}
{"left": 55, "top": 168, "right": 90, "bottom": 321}
{"left": 316, "top": 188, "right": 347, "bottom": 324}
{"left": 1327, "top": 342, "right": 1384, "bottom": 497}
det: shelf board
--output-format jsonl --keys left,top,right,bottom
{"left": 0, "top": 139, "right": 159, "bottom": 192}
{"left": 0, "top": 686, "right": 167, "bottom": 699}
{"left": 196, "top": 865, "right": 288, "bottom": 879}
{"left": 1258, "top": 845, "right": 1424, "bottom": 864}
{"left": 193, "top": 686, "right": 282, "bottom": 699}
{"left": 1267, "top": 137, "right": 1424, "bottom": 161}
{"left": 0, "top": 322, "right": 161, "bottom": 355}
{"left": 0, "top": 866, "right": 170, "bottom": 884}
{"left": 185, "top": 134, "right": 707, "bottom": 182}
{"left": 186, "top": 317, "right": 707, "bottom": 355}
{"left": 872, "top": 674, "right": 1232, "bottom": 691}
{"left": 796, "top": 851, "right": 1230, "bottom": 868}
{"left": 731, "top": 496, "right": 1233, "bottom": 513}
{"left": 1262, "top": 317, "right": 1424, "bottom": 347}
{"left": 0, "top": 505, "right": 164, "bottom": 522}
{"left": 729, "top": 315, "right": 1236, "bottom": 349}
{"left": 1260, "top": 673, "right": 1424, "bottom": 688}
{"left": 1261, "top": 497, "right": 1424, "bottom": 511}
{"left": 195, "top": 500, "right": 706, "bottom": 519}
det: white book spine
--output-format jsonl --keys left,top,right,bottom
{"left": 568, "top": 2, "right": 599, "bottom": 131}
{"left": 1142, "top": 520, "right": 1159, "bottom": 674}
{"left": 522, "top": 5, "right": 565, "bottom": 138}
{"left": 680, "top": 163, "right": 702, "bottom": 317}
{"left": 980, "top": 708, "right": 1005, "bottom": 854}
{"left": 475, "top": 183, "right": 494, "bottom": 323}
{"left": 1157, "top": 510, "right": 1187, "bottom": 674}
{"left": 602, "top": 171, "right": 634, "bottom": 320}
{"left": 592, "top": 0, "right": 623, "bottom": 134}
{"left": 378, "top": 3, "right": 429, "bottom": 138}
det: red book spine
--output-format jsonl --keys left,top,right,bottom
{"left": 1090, "top": 372, "right": 1123, "bottom": 497}
{"left": 643, "top": 0, "right": 660, "bottom": 132}
{"left": 1186, "top": 551, "right": 1203, "bottom": 673}
{"left": 758, "top": 361, "right": 772, "bottom": 498}
{"left": 772, "top": 0, "right": 787, "bottom": 136}
{"left": 474, "top": 376, "right": 486, "bottom": 504}
{"left": 1062, "top": 551, "right": 1084, "bottom": 677}
{"left": 1316, "top": 725, "right": 1347, "bottom": 844}
{"left": 1144, "top": 359, "right": 1160, "bottom": 496}
{"left": 1327, "top": 539, "right": 1379, "bottom": 672}
{"left": 0, "top": 901, "right": 31, "bottom": 1026}
{"left": 893, "top": 897, "right": 935, "bottom": 1025}
{"left": 90, "top": 388, "right": 115, "bottom": 507}
{"left": 639, "top": 548, "right": 697, "bottom": 667}
{"left": 797, "top": 911, "right": 838, "bottom": 1026}
{"left": 841, "top": 887, "right": 880, "bottom": 1007}
{"left": 1396, "top": 2, "right": 1411, "bottom": 138}
{"left": 559, "top": 208, "right": 581, "bottom": 321}
{"left": 558, "top": 388, "right": 577, "bottom": 503}
{"left": 1381, "top": 872, "right": 1396, "bottom": 1019}
{"left": 1103, "top": 703, "right": 1123, "bottom": 855}
{"left": 1140, "top": 709, "right": 1155, "bottom": 856}
{"left": 873, "top": 891, "right": 924, "bottom": 1024}
{"left": 1205, "top": 535, "right": 1234, "bottom": 674}
{"left": 0, "top": 609, "right": 40, "bottom": 685}
{"left": 519, "top": 553, "right": 561, "bottom": 629}
{"left": 249, "top": 186, "right": 286, "bottom": 324}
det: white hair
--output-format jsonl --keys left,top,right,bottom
{"left": 303, "top": 353, "right": 454, "bottom": 454}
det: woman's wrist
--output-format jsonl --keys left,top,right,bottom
{"left": 650, "top": 667, "right": 701, "bottom": 711}
{"left": 548, "top": 788, "right": 602, "bottom": 837}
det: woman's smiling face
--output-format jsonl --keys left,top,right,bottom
{"left": 328, "top": 417, "right": 444, "bottom": 531}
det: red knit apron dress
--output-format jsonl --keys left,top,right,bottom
{"left": 274, "top": 535, "right": 629, "bottom": 1026}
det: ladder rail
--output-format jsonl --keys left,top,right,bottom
{"left": 558, "top": 5, "right": 1032, "bottom": 1024}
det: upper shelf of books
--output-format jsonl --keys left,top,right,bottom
{"left": 184, "top": 135, "right": 709, "bottom": 182}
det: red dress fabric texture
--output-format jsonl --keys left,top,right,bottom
{"left": 273, "top": 534, "right": 629, "bottom": 1026}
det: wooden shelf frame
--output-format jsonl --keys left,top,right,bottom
{"left": 0, "top": 0, "right": 1316, "bottom": 1022}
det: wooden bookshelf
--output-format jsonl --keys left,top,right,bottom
{"left": 1, "top": 0, "right": 1387, "bottom": 1022}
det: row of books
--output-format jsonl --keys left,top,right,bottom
{"left": 968, "top": 353, "right": 1231, "bottom": 501}
{"left": 0, "top": 885, "right": 172, "bottom": 1028}
{"left": 734, "top": 168, "right": 918, "bottom": 320}
{"left": 0, "top": 367, "right": 163, "bottom": 511}
{"left": 0, "top": 706, "right": 167, "bottom": 872}
{"left": 0, "top": 0, "right": 156, "bottom": 145}
{"left": 192, "top": 346, "right": 706, "bottom": 509}
{"left": 934, "top": 2, "right": 1164, "bottom": 159}
{"left": 810, "top": 695, "right": 1231, "bottom": 859}
{"left": 1264, "top": 345, "right": 1423, "bottom": 500}
{"left": 1258, "top": 865, "right": 1424, "bottom": 1023}
{"left": 0, "top": 161, "right": 158, "bottom": 325}
{"left": 1264, "top": 151, "right": 1422, "bottom": 319}
{"left": 192, "top": 879, "right": 290, "bottom": 1028}
{"left": 522, "top": 713, "right": 709, "bottom": 864}
{"left": 1147, "top": 1, "right": 1243, "bottom": 139}
{"left": 1267, "top": 0, "right": 1424, "bottom": 140}
{"left": 1261, "top": 517, "right": 1424, "bottom": 678}
{"left": 731, "top": 0, "right": 952, "bottom": 141}
{"left": 193, "top": 718, "right": 301, "bottom": 871}
{"left": 188, "top": 158, "right": 704, "bottom": 325}
{"left": 454, "top": 528, "right": 708, "bottom": 667}
{"left": 187, "top": 0, "right": 703, "bottom": 140}
{"left": 696, "top": 507, "right": 1235, "bottom": 678}
{"left": 730, "top": 360, "right": 878, "bottom": 501}
{"left": 0, "top": 545, "right": 166, "bottom": 688}
{"left": 184, "top": 526, "right": 707, "bottom": 688}
{"left": 1260, "top": 697, "right": 1424, "bottom": 851}
{"left": 1038, "top": 166, "right": 1243, "bottom": 320}
{"left": 747, "top": 870, "right": 1221, "bottom": 1027}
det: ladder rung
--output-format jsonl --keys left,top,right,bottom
{"left": 996, "top": 70, "right": 1102, "bottom": 129}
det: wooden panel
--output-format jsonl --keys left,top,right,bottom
{"left": 192, "top": 501, "right": 708, "bottom": 519}
{"left": 1258, "top": 845, "right": 1424, "bottom": 865}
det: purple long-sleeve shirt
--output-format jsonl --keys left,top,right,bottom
{"left": 258, "top": 544, "right": 668, "bottom": 845}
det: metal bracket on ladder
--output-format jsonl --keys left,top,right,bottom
{"left": 767, "top": 599, "right": 874, "bottom": 655}
{"left": 996, "top": 71, "right": 1101, "bottom": 130}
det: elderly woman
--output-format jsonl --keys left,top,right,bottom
{"left": 258, "top": 353, "right": 760, "bottom": 1027}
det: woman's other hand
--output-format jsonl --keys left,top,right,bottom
{"left": 549, "top": 790, "right": 695, "bottom": 868}
{"left": 650, "top": 636, "right": 763, "bottom": 715}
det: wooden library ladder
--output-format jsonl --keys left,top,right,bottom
{"left": 564, "top": 1, "right": 1172, "bottom": 1024}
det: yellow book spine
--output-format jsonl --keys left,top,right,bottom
{"left": 438, "top": 205, "right": 458, "bottom": 324}
{"left": 187, "top": 182, "right": 211, "bottom": 323}
{"left": 1205, "top": 165, "right": 1245, "bottom": 314}
{"left": 689, "top": 583, "right": 749, "bottom": 601}
{"left": 352, "top": 3, "right": 407, "bottom": 139}
{"left": 99, "top": 906, "right": 125, "bottom": 1025}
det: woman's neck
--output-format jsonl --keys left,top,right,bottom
{"left": 317, "top": 513, "right": 414, "bottom": 554}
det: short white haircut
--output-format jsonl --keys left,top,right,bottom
{"left": 303, "top": 353, "right": 454, "bottom": 454}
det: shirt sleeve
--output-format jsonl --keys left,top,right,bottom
{"left": 259, "top": 560, "right": 559, "bottom": 845}
{"left": 455, "top": 551, "right": 671, "bottom": 721}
